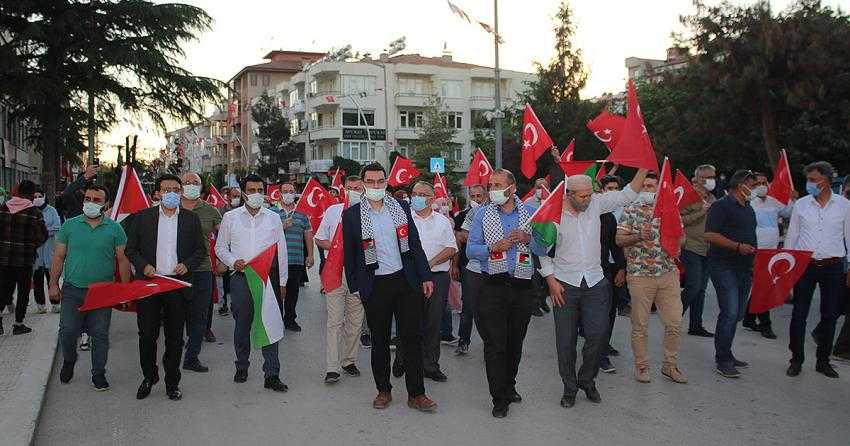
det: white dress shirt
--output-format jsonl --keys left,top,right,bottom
{"left": 155, "top": 206, "right": 179, "bottom": 275}
{"left": 215, "top": 206, "right": 289, "bottom": 283}
{"left": 316, "top": 203, "right": 343, "bottom": 242}
{"left": 538, "top": 187, "right": 638, "bottom": 287}
{"left": 784, "top": 192, "right": 850, "bottom": 261}
{"left": 412, "top": 210, "right": 458, "bottom": 273}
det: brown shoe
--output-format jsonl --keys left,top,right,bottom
{"left": 635, "top": 366, "right": 651, "bottom": 383}
{"left": 372, "top": 391, "right": 392, "bottom": 409}
{"left": 407, "top": 395, "right": 437, "bottom": 413}
{"left": 662, "top": 366, "right": 688, "bottom": 384}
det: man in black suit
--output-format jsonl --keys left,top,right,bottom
{"left": 599, "top": 175, "right": 628, "bottom": 374}
{"left": 125, "top": 174, "right": 206, "bottom": 401}
{"left": 342, "top": 163, "right": 437, "bottom": 412}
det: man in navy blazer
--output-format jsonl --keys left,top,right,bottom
{"left": 342, "top": 162, "right": 437, "bottom": 413}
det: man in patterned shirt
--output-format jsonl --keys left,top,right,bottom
{"left": 616, "top": 172, "right": 687, "bottom": 385}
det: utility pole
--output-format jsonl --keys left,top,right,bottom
{"left": 493, "top": 0, "right": 503, "bottom": 168}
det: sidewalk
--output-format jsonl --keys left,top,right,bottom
{"left": 0, "top": 308, "right": 59, "bottom": 446}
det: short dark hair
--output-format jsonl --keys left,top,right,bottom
{"left": 84, "top": 184, "right": 111, "bottom": 201}
{"left": 344, "top": 175, "right": 361, "bottom": 186}
{"left": 16, "top": 180, "right": 36, "bottom": 197}
{"left": 728, "top": 169, "right": 757, "bottom": 190}
{"left": 34, "top": 185, "right": 45, "bottom": 195}
{"left": 803, "top": 161, "right": 835, "bottom": 180}
{"left": 240, "top": 173, "right": 266, "bottom": 192}
{"left": 491, "top": 168, "right": 516, "bottom": 185}
{"left": 156, "top": 174, "right": 182, "bottom": 191}
{"left": 645, "top": 172, "right": 658, "bottom": 181}
{"left": 360, "top": 162, "right": 386, "bottom": 178}
{"left": 599, "top": 175, "right": 621, "bottom": 188}
{"left": 752, "top": 171, "right": 768, "bottom": 180}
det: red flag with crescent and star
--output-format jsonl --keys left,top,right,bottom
{"left": 330, "top": 167, "right": 346, "bottom": 190}
{"left": 320, "top": 193, "right": 349, "bottom": 293}
{"left": 652, "top": 157, "right": 685, "bottom": 258}
{"left": 206, "top": 184, "right": 226, "bottom": 209}
{"left": 388, "top": 155, "right": 421, "bottom": 187}
{"left": 607, "top": 80, "right": 659, "bottom": 172}
{"left": 586, "top": 110, "right": 626, "bottom": 152}
{"left": 521, "top": 104, "right": 555, "bottom": 179}
{"left": 673, "top": 169, "right": 702, "bottom": 210}
{"left": 434, "top": 172, "right": 449, "bottom": 199}
{"left": 464, "top": 148, "right": 493, "bottom": 186}
{"left": 767, "top": 149, "right": 794, "bottom": 205}
{"left": 294, "top": 178, "right": 337, "bottom": 232}
{"left": 110, "top": 166, "right": 150, "bottom": 223}
{"left": 267, "top": 184, "right": 282, "bottom": 203}
{"left": 750, "top": 249, "right": 813, "bottom": 313}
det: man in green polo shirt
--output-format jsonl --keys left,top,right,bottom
{"left": 49, "top": 184, "right": 130, "bottom": 391}
{"left": 180, "top": 172, "right": 222, "bottom": 373}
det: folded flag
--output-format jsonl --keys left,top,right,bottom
{"left": 80, "top": 275, "right": 191, "bottom": 312}
{"left": 244, "top": 244, "right": 285, "bottom": 349}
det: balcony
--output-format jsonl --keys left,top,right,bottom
{"left": 394, "top": 92, "right": 431, "bottom": 108}
{"left": 289, "top": 101, "right": 305, "bottom": 114}
{"left": 394, "top": 127, "right": 420, "bottom": 140}
{"left": 308, "top": 159, "right": 335, "bottom": 173}
{"left": 307, "top": 91, "right": 341, "bottom": 109}
{"left": 309, "top": 126, "right": 342, "bottom": 141}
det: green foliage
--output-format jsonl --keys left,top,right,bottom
{"left": 251, "top": 92, "right": 297, "bottom": 182}
{"left": 413, "top": 95, "right": 461, "bottom": 194}
{"left": 331, "top": 156, "right": 363, "bottom": 182}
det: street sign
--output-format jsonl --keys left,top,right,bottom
{"left": 430, "top": 157, "right": 445, "bottom": 174}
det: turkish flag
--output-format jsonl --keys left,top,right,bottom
{"left": 434, "top": 172, "right": 449, "bottom": 199}
{"left": 464, "top": 148, "right": 493, "bottom": 186}
{"left": 653, "top": 158, "right": 684, "bottom": 258}
{"left": 767, "top": 149, "right": 794, "bottom": 205}
{"left": 607, "top": 80, "right": 659, "bottom": 172}
{"left": 750, "top": 249, "right": 813, "bottom": 313}
{"left": 673, "top": 169, "right": 702, "bottom": 210}
{"left": 267, "top": 184, "right": 282, "bottom": 203}
{"left": 558, "top": 139, "right": 596, "bottom": 176}
{"left": 521, "top": 104, "right": 555, "bottom": 179}
{"left": 206, "top": 184, "right": 226, "bottom": 209}
{"left": 295, "top": 177, "right": 337, "bottom": 231}
{"left": 330, "top": 167, "right": 346, "bottom": 190}
{"left": 388, "top": 155, "right": 421, "bottom": 187}
{"left": 586, "top": 110, "right": 626, "bottom": 152}
{"left": 320, "top": 193, "right": 349, "bottom": 293}
{"left": 110, "top": 166, "right": 150, "bottom": 222}
{"left": 79, "top": 275, "right": 191, "bottom": 312}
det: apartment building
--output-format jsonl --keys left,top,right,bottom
{"left": 0, "top": 103, "right": 42, "bottom": 190}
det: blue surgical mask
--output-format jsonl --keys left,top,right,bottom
{"left": 805, "top": 181, "right": 820, "bottom": 196}
{"left": 162, "top": 191, "right": 180, "bottom": 209}
{"left": 410, "top": 196, "right": 429, "bottom": 211}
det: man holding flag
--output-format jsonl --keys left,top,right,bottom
{"left": 534, "top": 168, "right": 648, "bottom": 409}
{"left": 616, "top": 172, "right": 688, "bottom": 385}
{"left": 315, "top": 175, "right": 366, "bottom": 385}
{"left": 49, "top": 184, "right": 130, "bottom": 391}
{"left": 215, "top": 174, "right": 289, "bottom": 392}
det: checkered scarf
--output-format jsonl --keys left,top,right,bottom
{"left": 481, "top": 195, "right": 533, "bottom": 279}
{"left": 360, "top": 195, "right": 410, "bottom": 266}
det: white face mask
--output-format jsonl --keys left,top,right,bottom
{"left": 82, "top": 201, "right": 103, "bottom": 219}
{"left": 245, "top": 193, "right": 264, "bottom": 209}
{"left": 281, "top": 193, "right": 296, "bottom": 205}
{"left": 534, "top": 189, "right": 543, "bottom": 199}
{"left": 230, "top": 197, "right": 241, "bottom": 207}
{"left": 346, "top": 190, "right": 362, "bottom": 205}
{"left": 151, "top": 200, "right": 160, "bottom": 208}
{"left": 469, "top": 200, "right": 480, "bottom": 209}
{"left": 638, "top": 192, "right": 656, "bottom": 204}
{"left": 182, "top": 184, "right": 201, "bottom": 200}
{"left": 703, "top": 178, "right": 716, "bottom": 192}
{"left": 364, "top": 187, "right": 386, "bottom": 202}
{"left": 753, "top": 185, "right": 768, "bottom": 198}
{"left": 33, "top": 197, "right": 45, "bottom": 207}
{"left": 489, "top": 187, "right": 510, "bottom": 206}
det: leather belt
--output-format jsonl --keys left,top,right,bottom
{"left": 811, "top": 257, "right": 842, "bottom": 267}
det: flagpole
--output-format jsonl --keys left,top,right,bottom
{"left": 493, "top": 0, "right": 503, "bottom": 169}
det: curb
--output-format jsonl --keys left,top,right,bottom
{"left": 0, "top": 314, "right": 59, "bottom": 446}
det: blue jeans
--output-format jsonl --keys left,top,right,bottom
{"left": 681, "top": 250, "right": 710, "bottom": 331}
{"left": 231, "top": 274, "right": 280, "bottom": 377}
{"left": 709, "top": 262, "right": 752, "bottom": 367}
{"left": 184, "top": 271, "right": 213, "bottom": 364}
{"left": 58, "top": 284, "right": 112, "bottom": 376}
{"left": 789, "top": 263, "right": 845, "bottom": 364}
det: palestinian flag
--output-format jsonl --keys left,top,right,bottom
{"left": 244, "top": 244, "right": 285, "bottom": 349}
{"left": 528, "top": 181, "right": 565, "bottom": 250}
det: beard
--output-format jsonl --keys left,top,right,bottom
{"left": 568, "top": 196, "right": 589, "bottom": 212}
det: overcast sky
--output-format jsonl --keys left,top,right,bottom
{"left": 103, "top": 0, "right": 849, "bottom": 159}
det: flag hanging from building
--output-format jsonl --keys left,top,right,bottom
{"left": 111, "top": 166, "right": 150, "bottom": 222}
{"left": 243, "top": 244, "right": 285, "bottom": 349}
{"left": 388, "top": 155, "right": 421, "bottom": 187}
{"left": 521, "top": 104, "right": 555, "bottom": 179}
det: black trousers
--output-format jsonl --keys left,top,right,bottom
{"left": 136, "top": 289, "right": 187, "bottom": 389}
{"left": 33, "top": 267, "right": 48, "bottom": 306}
{"left": 742, "top": 301, "right": 771, "bottom": 328}
{"left": 789, "top": 263, "right": 844, "bottom": 364}
{"left": 284, "top": 264, "right": 305, "bottom": 324}
{"left": 474, "top": 276, "right": 535, "bottom": 406}
{"left": 363, "top": 271, "right": 425, "bottom": 398}
{"left": 0, "top": 265, "right": 33, "bottom": 323}
{"left": 222, "top": 272, "right": 231, "bottom": 306}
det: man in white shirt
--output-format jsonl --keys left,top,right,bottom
{"left": 535, "top": 169, "right": 647, "bottom": 409}
{"left": 315, "top": 176, "right": 366, "bottom": 384}
{"left": 408, "top": 181, "right": 458, "bottom": 383}
{"left": 215, "top": 174, "right": 289, "bottom": 392}
{"left": 784, "top": 162, "right": 850, "bottom": 379}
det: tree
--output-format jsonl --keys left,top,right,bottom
{"left": 0, "top": 1, "right": 224, "bottom": 200}
{"left": 251, "top": 92, "right": 297, "bottom": 182}
{"left": 413, "top": 95, "right": 460, "bottom": 192}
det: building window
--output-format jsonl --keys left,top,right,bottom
{"left": 471, "top": 80, "right": 495, "bottom": 97}
{"left": 341, "top": 75, "right": 376, "bottom": 96}
{"left": 397, "top": 77, "right": 431, "bottom": 95}
{"left": 440, "top": 80, "right": 463, "bottom": 98}
{"left": 262, "top": 74, "right": 270, "bottom": 86}
{"left": 311, "top": 146, "right": 319, "bottom": 160}
{"left": 399, "top": 110, "right": 426, "bottom": 128}
{"left": 339, "top": 141, "right": 376, "bottom": 161}
{"left": 471, "top": 109, "right": 494, "bottom": 129}
{"left": 397, "top": 142, "right": 417, "bottom": 158}
{"left": 289, "top": 89, "right": 300, "bottom": 105}
{"left": 249, "top": 73, "right": 258, "bottom": 87}
{"left": 319, "top": 112, "right": 335, "bottom": 128}
{"left": 443, "top": 112, "right": 462, "bottom": 129}
{"left": 309, "top": 112, "right": 319, "bottom": 129}
{"left": 309, "top": 80, "right": 318, "bottom": 95}
{"left": 342, "top": 109, "right": 375, "bottom": 127}
{"left": 290, "top": 118, "right": 300, "bottom": 136}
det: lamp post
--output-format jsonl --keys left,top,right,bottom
{"left": 493, "top": 0, "right": 503, "bottom": 168}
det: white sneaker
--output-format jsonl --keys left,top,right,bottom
{"left": 37, "top": 305, "right": 47, "bottom": 314}
{"left": 51, "top": 305, "right": 61, "bottom": 314}
{"left": 80, "top": 333, "right": 90, "bottom": 351}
